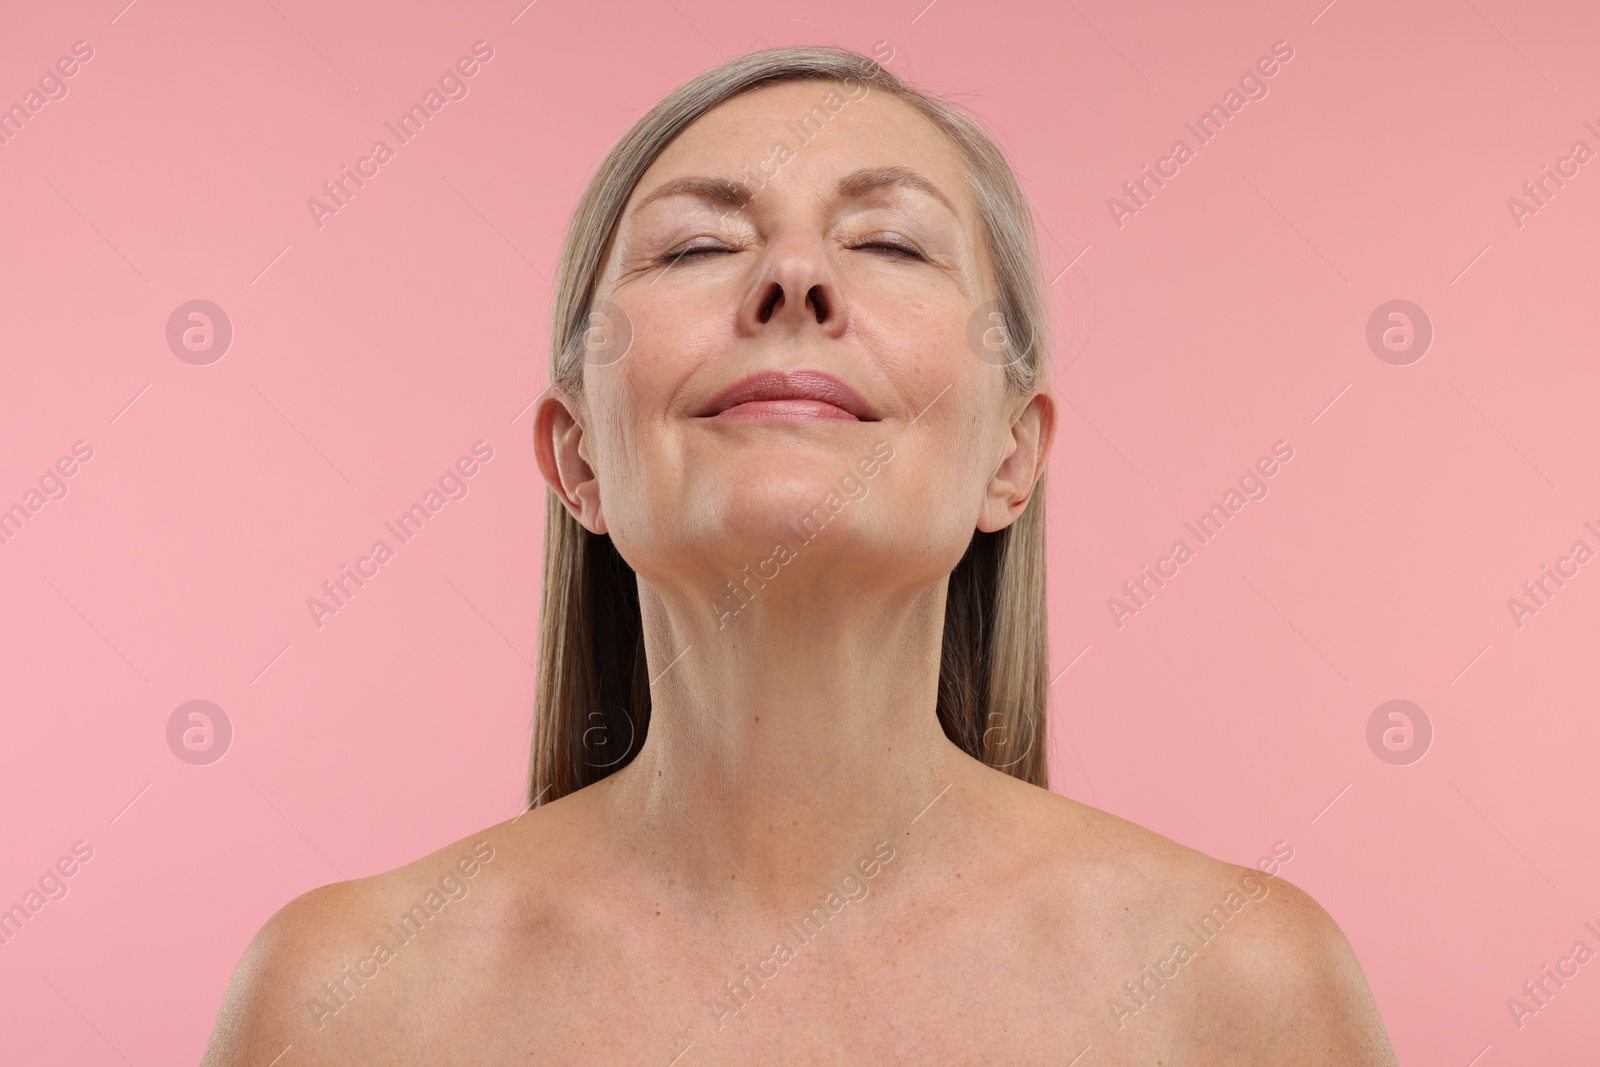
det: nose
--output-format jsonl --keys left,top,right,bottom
{"left": 738, "top": 232, "right": 849, "bottom": 339}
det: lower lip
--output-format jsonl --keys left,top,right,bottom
{"left": 708, "top": 400, "right": 861, "bottom": 421}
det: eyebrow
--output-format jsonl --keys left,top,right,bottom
{"left": 630, "top": 165, "right": 959, "bottom": 218}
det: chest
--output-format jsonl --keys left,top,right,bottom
{"left": 377, "top": 905, "right": 1209, "bottom": 1065}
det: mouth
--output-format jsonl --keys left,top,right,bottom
{"left": 697, "top": 369, "right": 880, "bottom": 422}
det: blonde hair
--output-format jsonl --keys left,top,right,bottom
{"left": 529, "top": 45, "right": 1053, "bottom": 807}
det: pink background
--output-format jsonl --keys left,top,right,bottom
{"left": 1, "top": 0, "right": 1596, "bottom": 1062}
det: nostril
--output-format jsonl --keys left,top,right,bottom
{"left": 806, "top": 285, "right": 829, "bottom": 323}
{"left": 758, "top": 282, "right": 783, "bottom": 324}
{"left": 756, "top": 281, "right": 834, "bottom": 326}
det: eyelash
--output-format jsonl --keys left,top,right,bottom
{"left": 657, "top": 239, "right": 927, "bottom": 265}
{"left": 855, "top": 239, "right": 926, "bottom": 261}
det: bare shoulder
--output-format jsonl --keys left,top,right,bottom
{"left": 1193, "top": 868, "right": 1401, "bottom": 1065}
{"left": 198, "top": 872, "right": 389, "bottom": 1066}
{"left": 197, "top": 811, "right": 542, "bottom": 1067}
{"left": 997, "top": 782, "right": 1398, "bottom": 1064}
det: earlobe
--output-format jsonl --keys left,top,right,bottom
{"left": 533, "top": 389, "right": 608, "bottom": 534}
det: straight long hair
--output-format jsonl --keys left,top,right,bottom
{"left": 529, "top": 46, "right": 1053, "bottom": 808}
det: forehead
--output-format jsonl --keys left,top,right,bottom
{"left": 628, "top": 78, "right": 975, "bottom": 215}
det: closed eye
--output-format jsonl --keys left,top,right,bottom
{"left": 659, "top": 239, "right": 927, "bottom": 265}
{"left": 658, "top": 241, "right": 734, "bottom": 266}
{"left": 853, "top": 240, "right": 926, "bottom": 261}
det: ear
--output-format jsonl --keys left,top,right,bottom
{"left": 533, "top": 387, "right": 607, "bottom": 535}
{"left": 977, "top": 389, "right": 1056, "bottom": 533}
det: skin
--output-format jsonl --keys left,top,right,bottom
{"left": 200, "top": 79, "right": 1400, "bottom": 1065}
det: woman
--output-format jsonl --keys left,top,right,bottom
{"left": 203, "top": 47, "right": 1398, "bottom": 1064}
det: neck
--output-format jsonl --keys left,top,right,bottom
{"left": 598, "top": 567, "right": 970, "bottom": 908}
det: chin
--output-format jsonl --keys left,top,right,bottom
{"left": 714, "top": 476, "right": 874, "bottom": 548}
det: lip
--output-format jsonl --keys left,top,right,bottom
{"left": 697, "top": 369, "right": 879, "bottom": 422}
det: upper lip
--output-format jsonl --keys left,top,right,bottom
{"left": 697, "top": 370, "right": 879, "bottom": 421}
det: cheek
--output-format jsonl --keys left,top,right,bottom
{"left": 931, "top": 377, "right": 1013, "bottom": 491}
{"left": 857, "top": 291, "right": 965, "bottom": 363}
{"left": 584, "top": 354, "right": 693, "bottom": 523}
{"left": 600, "top": 389, "right": 653, "bottom": 476}
{"left": 882, "top": 391, "right": 1000, "bottom": 519}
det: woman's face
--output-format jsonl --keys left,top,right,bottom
{"left": 541, "top": 77, "right": 1052, "bottom": 600}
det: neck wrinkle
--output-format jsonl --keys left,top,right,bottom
{"left": 600, "top": 570, "right": 966, "bottom": 911}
